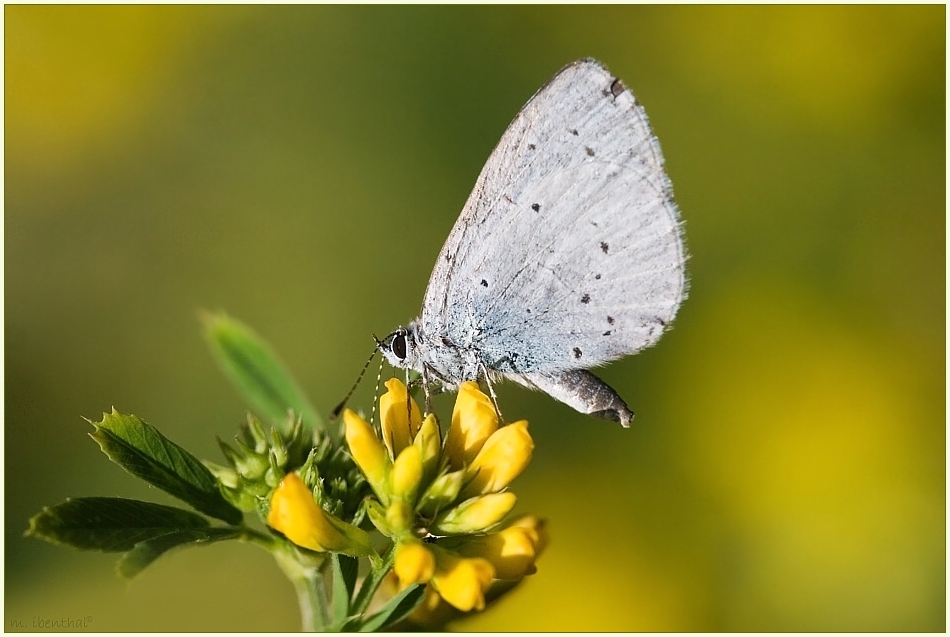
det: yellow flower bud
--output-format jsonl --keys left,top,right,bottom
{"left": 430, "top": 547, "right": 494, "bottom": 612}
{"left": 413, "top": 413, "right": 442, "bottom": 480}
{"left": 418, "top": 469, "right": 466, "bottom": 517}
{"left": 508, "top": 514, "right": 549, "bottom": 556}
{"left": 445, "top": 382, "right": 498, "bottom": 470}
{"left": 386, "top": 499, "right": 415, "bottom": 535}
{"left": 391, "top": 445, "right": 423, "bottom": 503}
{"left": 379, "top": 378, "right": 423, "bottom": 459}
{"left": 343, "top": 409, "right": 391, "bottom": 500}
{"left": 394, "top": 541, "right": 435, "bottom": 589}
{"left": 460, "top": 420, "right": 533, "bottom": 498}
{"left": 364, "top": 497, "right": 393, "bottom": 537}
{"left": 431, "top": 492, "right": 517, "bottom": 535}
{"left": 267, "top": 473, "right": 374, "bottom": 557}
{"left": 455, "top": 524, "right": 538, "bottom": 580}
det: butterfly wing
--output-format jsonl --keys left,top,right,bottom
{"left": 419, "top": 58, "right": 687, "bottom": 374}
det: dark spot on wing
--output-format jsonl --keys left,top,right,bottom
{"left": 585, "top": 147, "right": 595, "bottom": 157}
{"left": 528, "top": 143, "right": 536, "bottom": 150}
{"left": 600, "top": 241, "right": 609, "bottom": 254}
{"left": 603, "top": 331, "right": 611, "bottom": 336}
{"left": 480, "top": 279, "right": 488, "bottom": 288}
{"left": 610, "top": 78, "right": 626, "bottom": 98}
{"left": 571, "top": 128, "right": 579, "bottom": 136}
{"left": 595, "top": 274, "right": 601, "bottom": 280}
{"left": 503, "top": 194, "right": 514, "bottom": 203}
{"left": 573, "top": 347, "right": 582, "bottom": 359}
{"left": 580, "top": 293, "right": 590, "bottom": 304}
{"left": 657, "top": 317, "right": 667, "bottom": 327}
{"left": 607, "top": 316, "right": 615, "bottom": 325}
{"left": 531, "top": 203, "right": 540, "bottom": 212}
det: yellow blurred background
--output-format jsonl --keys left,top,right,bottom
{"left": 5, "top": 5, "right": 944, "bottom": 631}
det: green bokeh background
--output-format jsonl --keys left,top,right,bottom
{"left": 5, "top": 5, "right": 944, "bottom": 631}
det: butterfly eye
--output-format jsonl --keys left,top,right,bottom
{"left": 391, "top": 333, "right": 407, "bottom": 360}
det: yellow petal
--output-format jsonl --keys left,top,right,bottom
{"left": 430, "top": 548, "right": 494, "bottom": 612}
{"left": 508, "top": 514, "right": 549, "bottom": 556}
{"left": 391, "top": 445, "right": 423, "bottom": 503}
{"left": 432, "top": 492, "right": 517, "bottom": 535}
{"left": 413, "top": 413, "right": 442, "bottom": 480}
{"left": 267, "top": 473, "right": 374, "bottom": 557}
{"left": 460, "top": 420, "right": 533, "bottom": 498}
{"left": 394, "top": 541, "right": 436, "bottom": 589}
{"left": 385, "top": 499, "right": 415, "bottom": 535}
{"left": 343, "top": 409, "right": 391, "bottom": 499}
{"left": 379, "top": 378, "right": 423, "bottom": 458}
{"left": 445, "top": 381, "right": 498, "bottom": 470}
{"left": 456, "top": 524, "right": 538, "bottom": 580}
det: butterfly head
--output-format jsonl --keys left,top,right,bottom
{"left": 378, "top": 324, "right": 422, "bottom": 372}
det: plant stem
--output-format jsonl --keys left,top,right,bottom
{"left": 350, "top": 543, "right": 395, "bottom": 617}
{"left": 272, "top": 543, "right": 330, "bottom": 631}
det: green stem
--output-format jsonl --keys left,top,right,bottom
{"left": 273, "top": 544, "right": 330, "bottom": 632}
{"left": 350, "top": 543, "right": 396, "bottom": 617}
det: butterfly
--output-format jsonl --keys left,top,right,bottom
{"left": 379, "top": 59, "right": 687, "bottom": 426}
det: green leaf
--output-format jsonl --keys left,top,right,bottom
{"left": 117, "top": 527, "right": 242, "bottom": 578}
{"left": 26, "top": 497, "right": 210, "bottom": 551}
{"left": 330, "top": 553, "right": 359, "bottom": 622}
{"left": 358, "top": 584, "right": 425, "bottom": 632}
{"left": 89, "top": 410, "right": 243, "bottom": 524}
{"left": 201, "top": 311, "right": 325, "bottom": 437}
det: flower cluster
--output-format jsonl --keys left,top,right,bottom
{"left": 206, "top": 412, "right": 374, "bottom": 558}
{"left": 343, "top": 379, "right": 545, "bottom": 615}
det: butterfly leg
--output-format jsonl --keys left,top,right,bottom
{"left": 419, "top": 366, "right": 436, "bottom": 416}
{"left": 477, "top": 359, "right": 506, "bottom": 423}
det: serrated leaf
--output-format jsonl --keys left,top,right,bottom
{"left": 26, "top": 497, "right": 210, "bottom": 552}
{"left": 89, "top": 410, "right": 242, "bottom": 524}
{"left": 358, "top": 584, "right": 425, "bottom": 632}
{"left": 117, "top": 527, "right": 242, "bottom": 578}
{"left": 201, "top": 312, "right": 325, "bottom": 438}
{"left": 331, "top": 553, "right": 359, "bottom": 622}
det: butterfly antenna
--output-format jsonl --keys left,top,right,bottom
{"left": 370, "top": 346, "right": 385, "bottom": 429}
{"left": 330, "top": 342, "right": 380, "bottom": 421}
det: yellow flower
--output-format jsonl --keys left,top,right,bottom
{"left": 445, "top": 381, "right": 498, "bottom": 469}
{"left": 418, "top": 469, "right": 466, "bottom": 516}
{"left": 413, "top": 413, "right": 442, "bottom": 480}
{"left": 346, "top": 378, "right": 546, "bottom": 620}
{"left": 394, "top": 540, "right": 435, "bottom": 589}
{"left": 429, "top": 546, "right": 495, "bottom": 612}
{"left": 507, "top": 514, "right": 549, "bottom": 556}
{"left": 267, "top": 473, "right": 374, "bottom": 557}
{"left": 454, "top": 522, "right": 540, "bottom": 580}
{"left": 385, "top": 500, "right": 414, "bottom": 535}
{"left": 391, "top": 445, "right": 424, "bottom": 503}
{"left": 432, "top": 492, "right": 517, "bottom": 535}
{"left": 343, "top": 409, "right": 391, "bottom": 499}
{"left": 379, "top": 378, "right": 423, "bottom": 458}
{"left": 460, "top": 419, "right": 533, "bottom": 498}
